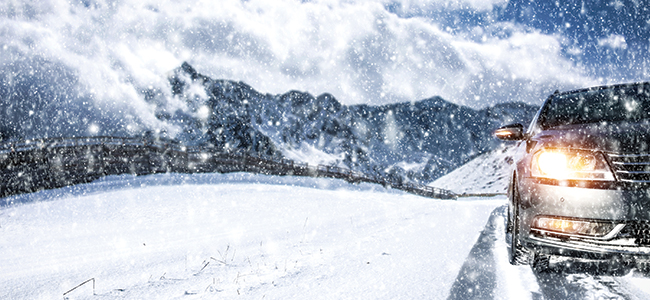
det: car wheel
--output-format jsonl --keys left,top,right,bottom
{"left": 506, "top": 209, "right": 512, "bottom": 234}
{"left": 532, "top": 252, "right": 551, "bottom": 273}
{"left": 508, "top": 183, "right": 529, "bottom": 265}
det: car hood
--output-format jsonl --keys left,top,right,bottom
{"left": 534, "top": 121, "right": 650, "bottom": 154}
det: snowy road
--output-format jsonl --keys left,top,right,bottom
{"left": 2, "top": 173, "right": 650, "bottom": 299}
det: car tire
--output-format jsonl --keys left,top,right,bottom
{"left": 532, "top": 252, "right": 551, "bottom": 273}
{"left": 508, "top": 183, "right": 529, "bottom": 266}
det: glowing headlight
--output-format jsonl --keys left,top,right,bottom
{"left": 531, "top": 149, "right": 614, "bottom": 180}
{"left": 532, "top": 216, "right": 617, "bottom": 237}
{"left": 536, "top": 152, "right": 569, "bottom": 178}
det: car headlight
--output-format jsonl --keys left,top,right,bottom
{"left": 531, "top": 148, "right": 614, "bottom": 180}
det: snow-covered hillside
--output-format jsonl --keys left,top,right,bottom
{"left": 1, "top": 172, "right": 503, "bottom": 299}
{"left": 431, "top": 143, "right": 522, "bottom": 195}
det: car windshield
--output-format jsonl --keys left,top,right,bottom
{"left": 540, "top": 84, "right": 650, "bottom": 129}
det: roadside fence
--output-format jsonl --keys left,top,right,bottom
{"left": 0, "top": 136, "right": 456, "bottom": 200}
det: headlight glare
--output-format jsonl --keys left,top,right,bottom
{"left": 531, "top": 148, "right": 614, "bottom": 180}
{"left": 536, "top": 152, "right": 568, "bottom": 178}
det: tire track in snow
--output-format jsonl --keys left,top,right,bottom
{"left": 536, "top": 269, "right": 650, "bottom": 300}
{"left": 447, "top": 206, "right": 503, "bottom": 299}
{"left": 612, "top": 276, "right": 650, "bottom": 300}
{"left": 447, "top": 205, "right": 543, "bottom": 299}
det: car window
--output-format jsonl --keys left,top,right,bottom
{"left": 540, "top": 84, "right": 650, "bottom": 129}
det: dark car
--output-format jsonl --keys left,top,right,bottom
{"left": 495, "top": 82, "right": 650, "bottom": 274}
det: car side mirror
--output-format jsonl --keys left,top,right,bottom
{"left": 494, "top": 123, "right": 524, "bottom": 141}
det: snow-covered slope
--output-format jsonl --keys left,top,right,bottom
{"left": 1, "top": 172, "right": 504, "bottom": 299}
{"left": 431, "top": 143, "right": 522, "bottom": 195}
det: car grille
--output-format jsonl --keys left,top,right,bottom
{"left": 607, "top": 153, "right": 650, "bottom": 183}
{"left": 619, "top": 221, "right": 650, "bottom": 245}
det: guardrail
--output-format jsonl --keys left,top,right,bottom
{"left": 0, "top": 136, "right": 457, "bottom": 200}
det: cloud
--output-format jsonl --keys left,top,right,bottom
{"left": 0, "top": 0, "right": 598, "bottom": 138}
{"left": 382, "top": 0, "right": 508, "bottom": 13}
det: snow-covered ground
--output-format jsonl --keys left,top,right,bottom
{"left": 0, "top": 173, "right": 502, "bottom": 299}
{"left": 2, "top": 171, "right": 650, "bottom": 299}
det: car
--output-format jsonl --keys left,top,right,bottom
{"left": 495, "top": 82, "right": 650, "bottom": 275}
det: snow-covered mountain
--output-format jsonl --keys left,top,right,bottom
{"left": 162, "top": 63, "right": 538, "bottom": 183}
{"left": 0, "top": 60, "right": 537, "bottom": 184}
{"left": 4, "top": 0, "right": 643, "bottom": 185}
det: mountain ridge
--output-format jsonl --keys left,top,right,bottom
{"left": 164, "top": 62, "right": 538, "bottom": 184}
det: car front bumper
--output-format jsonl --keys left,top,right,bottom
{"left": 518, "top": 177, "right": 650, "bottom": 260}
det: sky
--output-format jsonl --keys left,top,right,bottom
{"left": 1, "top": 0, "right": 649, "bottom": 137}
